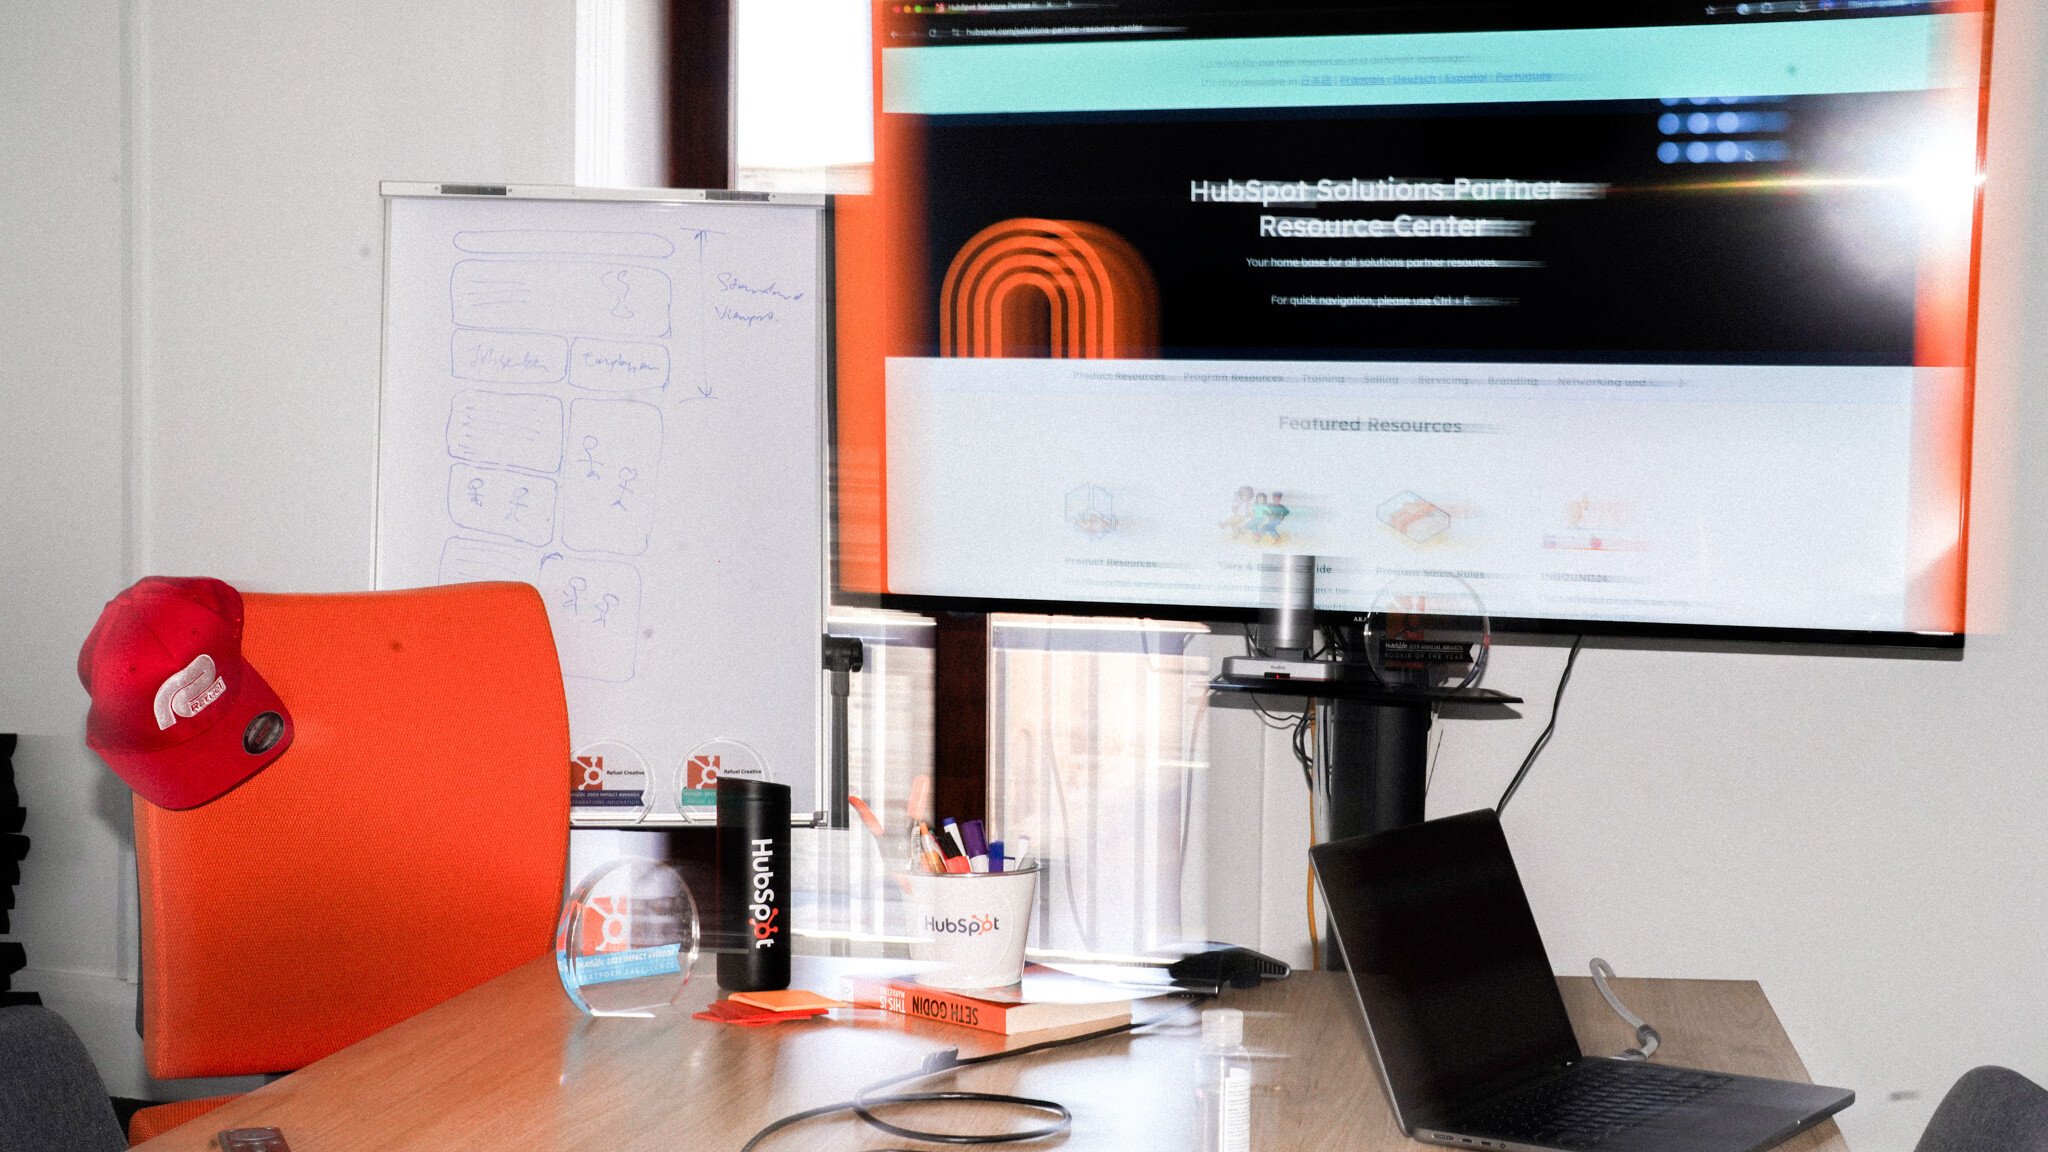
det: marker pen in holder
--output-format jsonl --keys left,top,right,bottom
{"left": 717, "top": 777, "right": 791, "bottom": 992}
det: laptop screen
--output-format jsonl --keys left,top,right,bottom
{"left": 1311, "top": 809, "right": 1580, "bottom": 1128}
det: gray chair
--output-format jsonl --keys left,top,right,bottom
{"left": 0, "top": 1005, "right": 126, "bottom": 1151}
{"left": 1916, "top": 1066, "right": 2048, "bottom": 1152}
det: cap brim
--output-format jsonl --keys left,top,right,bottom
{"left": 94, "top": 667, "right": 295, "bottom": 811}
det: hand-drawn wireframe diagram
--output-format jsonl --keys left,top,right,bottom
{"left": 432, "top": 232, "right": 680, "bottom": 686}
{"left": 561, "top": 399, "right": 663, "bottom": 556}
{"left": 439, "top": 536, "right": 541, "bottom": 584}
{"left": 448, "top": 463, "right": 559, "bottom": 547}
{"left": 451, "top": 330, "right": 568, "bottom": 384}
{"left": 383, "top": 199, "right": 824, "bottom": 820}
{"left": 451, "top": 260, "right": 674, "bottom": 338}
{"left": 539, "top": 552, "right": 644, "bottom": 682}
{"left": 434, "top": 235, "right": 679, "bottom": 680}
{"left": 445, "top": 390, "right": 565, "bottom": 474}
{"left": 570, "top": 337, "right": 671, "bottom": 391}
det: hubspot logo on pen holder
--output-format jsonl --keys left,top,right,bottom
{"left": 924, "top": 912, "right": 1000, "bottom": 936}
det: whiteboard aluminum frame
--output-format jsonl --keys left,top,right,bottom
{"left": 375, "top": 182, "right": 833, "bottom": 827}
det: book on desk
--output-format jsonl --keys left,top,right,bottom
{"left": 841, "top": 966, "right": 1142, "bottom": 1036}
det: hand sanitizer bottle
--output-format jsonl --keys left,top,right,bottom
{"left": 1199, "top": 1007, "right": 1253, "bottom": 1152}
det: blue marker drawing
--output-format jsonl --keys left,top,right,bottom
{"left": 453, "top": 230, "right": 676, "bottom": 259}
{"left": 438, "top": 537, "right": 540, "bottom": 584}
{"left": 683, "top": 227, "right": 726, "bottom": 258}
{"left": 446, "top": 463, "right": 557, "bottom": 547}
{"left": 716, "top": 272, "right": 806, "bottom": 302}
{"left": 450, "top": 330, "right": 567, "bottom": 384}
{"left": 539, "top": 553, "right": 644, "bottom": 682}
{"left": 712, "top": 305, "right": 776, "bottom": 327}
{"left": 451, "top": 259, "right": 673, "bottom": 338}
{"left": 601, "top": 269, "right": 636, "bottom": 319}
{"left": 569, "top": 337, "right": 670, "bottom": 393}
{"left": 561, "top": 399, "right": 662, "bottom": 557}
{"left": 445, "top": 390, "right": 564, "bottom": 474}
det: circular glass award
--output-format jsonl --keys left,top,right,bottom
{"left": 1362, "top": 572, "right": 1492, "bottom": 691}
{"left": 676, "top": 736, "right": 769, "bottom": 816}
{"left": 554, "top": 857, "right": 700, "bottom": 1017}
{"left": 569, "top": 740, "right": 651, "bottom": 823}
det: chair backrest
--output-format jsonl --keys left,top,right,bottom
{"left": 135, "top": 583, "right": 570, "bottom": 1079}
{"left": 1916, "top": 1066, "right": 2048, "bottom": 1152}
{"left": 0, "top": 1006, "right": 125, "bottom": 1152}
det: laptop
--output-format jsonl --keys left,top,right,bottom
{"left": 1310, "top": 810, "right": 1852, "bottom": 1152}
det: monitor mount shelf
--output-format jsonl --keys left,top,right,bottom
{"left": 1209, "top": 672, "right": 1521, "bottom": 851}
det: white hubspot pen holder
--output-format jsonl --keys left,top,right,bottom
{"left": 904, "top": 864, "right": 1039, "bottom": 990}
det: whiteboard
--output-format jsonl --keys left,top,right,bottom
{"left": 375, "top": 184, "right": 828, "bottom": 822}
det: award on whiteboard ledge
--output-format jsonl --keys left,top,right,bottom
{"left": 555, "top": 857, "right": 700, "bottom": 1017}
{"left": 676, "top": 736, "right": 769, "bottom": 814}
{"left": 569, "top": 740, "right": 651, "bottom": 824}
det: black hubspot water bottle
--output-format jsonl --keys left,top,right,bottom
{"left": 717, "top": 777, "right": 791, "bottom": 992}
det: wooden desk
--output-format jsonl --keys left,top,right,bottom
{"left": 137, "top": 958, "right": 1849, "bottom": 1151}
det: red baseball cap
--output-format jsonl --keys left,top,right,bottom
{"left": 78, "top": 576, "right": 294, "bottom": 810}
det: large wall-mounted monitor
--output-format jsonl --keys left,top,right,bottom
{"left": 833, "top": 0, "right": 1992, "bottom": 646}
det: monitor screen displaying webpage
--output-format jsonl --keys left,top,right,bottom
{"left": 833, "top": 0, "right": 1989, "bottom": 643}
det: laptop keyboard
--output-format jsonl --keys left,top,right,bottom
{"left": 1454, "top": 1061, "right": 1733, "bottom": 1149}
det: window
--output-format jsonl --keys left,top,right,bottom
{"left": 990, "top": 617, "right": 1217, "bottom": 959}
{"left": 735, "top": 0, "right": 873, "bottom": 193}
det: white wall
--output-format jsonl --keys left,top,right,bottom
{"left": 5, "top": 4, "right": 2045, "bottom": 1148}
{"left": 3, "top": 0, "right": 576, "bottom": 1098}
{"left": 137, "top": 3, "right": 576, "bottom": 586}
{"left": 0, "top": 0, "right": 141, "bottom": 1094}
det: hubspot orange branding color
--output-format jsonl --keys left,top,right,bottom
{"left": 940, "top": 218, "right": 1158, "bottom": 359}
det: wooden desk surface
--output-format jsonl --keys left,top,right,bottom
{"left": 138, "top": 957, "right": 1849, "bottom": 1152}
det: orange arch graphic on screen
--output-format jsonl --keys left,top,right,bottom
{"left": 940, "top": 219, "right": 1158, "bottom": 358}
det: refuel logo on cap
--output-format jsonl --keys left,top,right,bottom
{"left": 153, "top": 654, "right": 226, "bottom": 729}
{"left": 79, "top": 576, "right": 295, "bottom": 810}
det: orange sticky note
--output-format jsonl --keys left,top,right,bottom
{"left": 729, "top": 989, "right": 849, "bottom": 1014}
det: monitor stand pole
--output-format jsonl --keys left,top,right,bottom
{"left": 1323, "top": 698, "right": 1432, "bottom": 841}
{"left": 1324, "top": 620, "right": 1431, "bottom": 840}
{"left": 1320, "top": 622, "right": 1431, "bottom": 970}
{"left": 1320, "top": 698, "right": 1432, "bottom": 973}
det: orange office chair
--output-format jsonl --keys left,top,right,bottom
{"left": 125, "top": 583, "right": 570, "bottom": 1143}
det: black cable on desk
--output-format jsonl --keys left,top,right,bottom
{"left": 737, "top": 998, "right": 1205, "bottom": 1152}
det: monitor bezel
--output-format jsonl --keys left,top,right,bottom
{"left": 829, "top": 589, "right": 1966, "bottom": 650}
